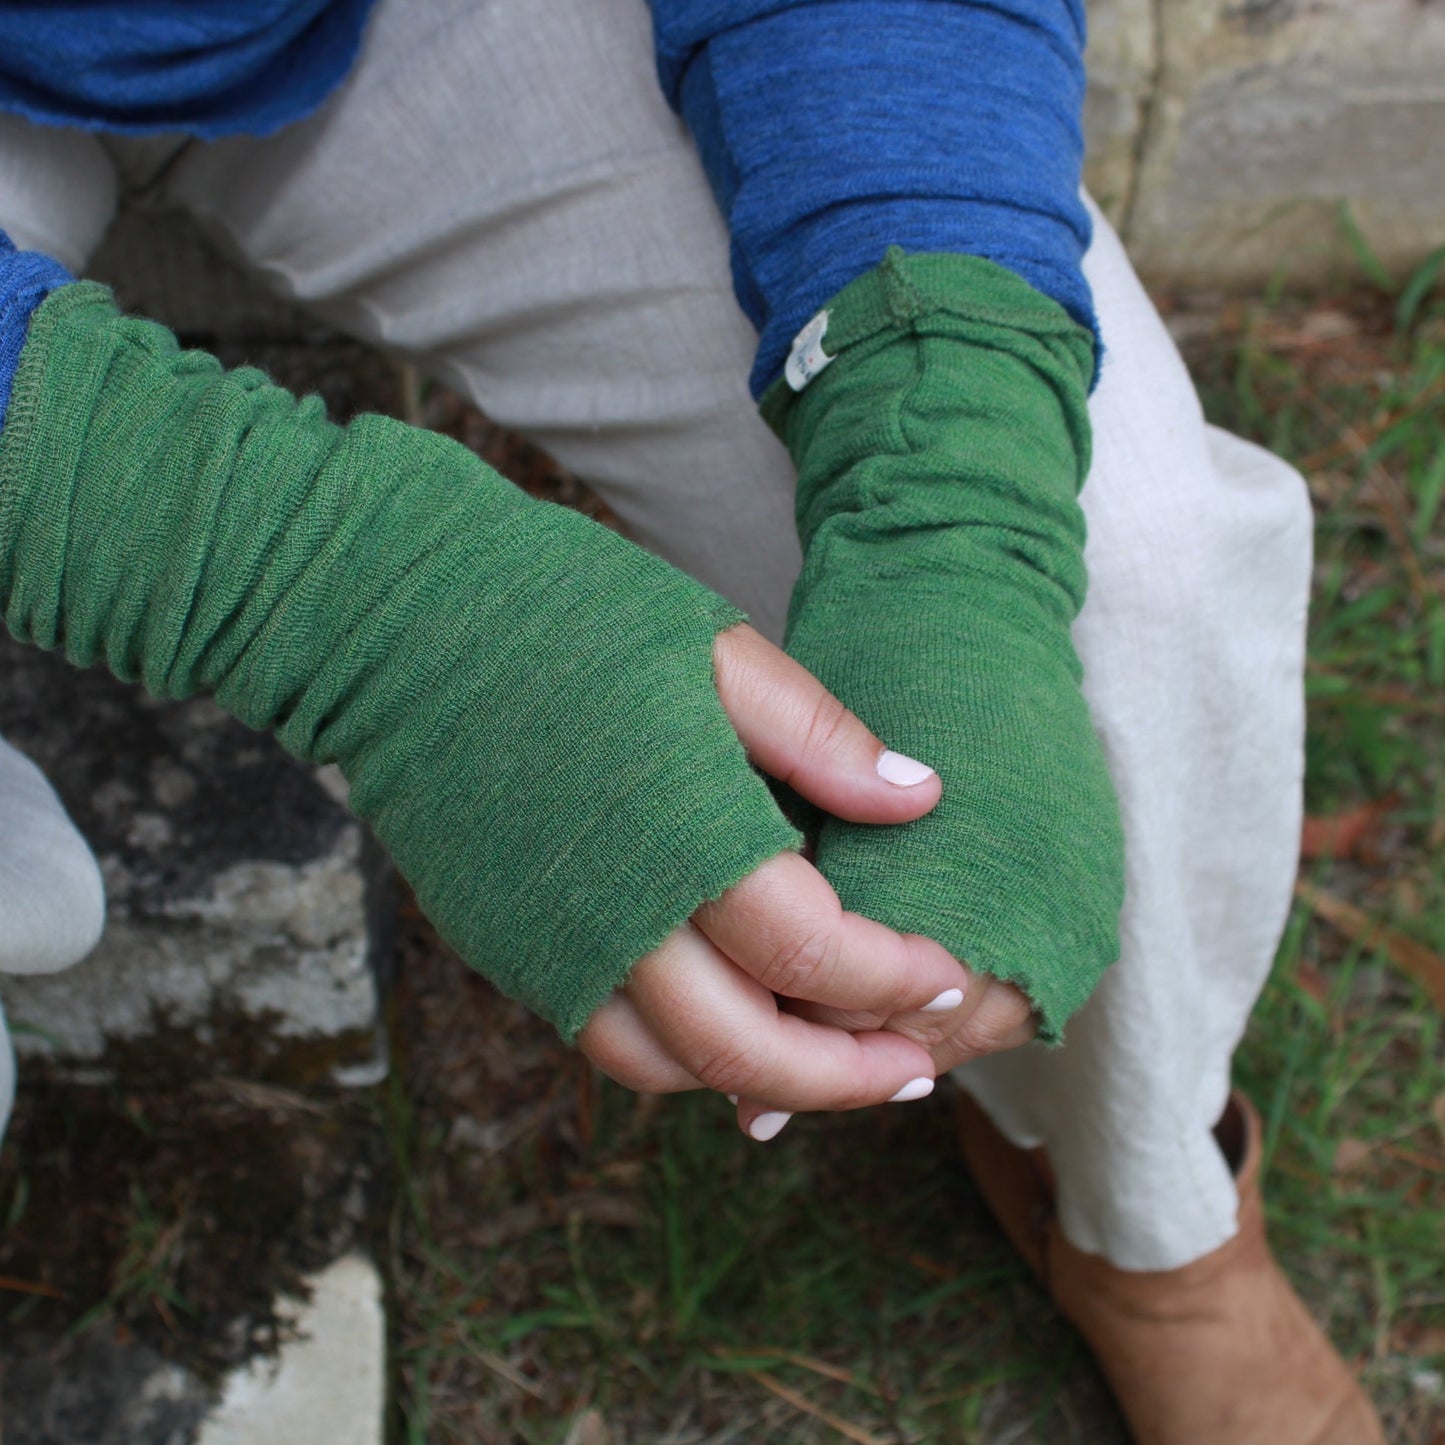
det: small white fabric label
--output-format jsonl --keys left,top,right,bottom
{"left": 785, "top": 309, "right": 834, "bottom": 391}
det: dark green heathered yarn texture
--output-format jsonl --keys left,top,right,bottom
{"left": 0, "top": 283, "right": 800, "bottom": 1039}
{"left": 763, "top": 250, "right": 1125, "bottom": 1040}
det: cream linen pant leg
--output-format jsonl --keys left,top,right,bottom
{"left": 0, "top": 115, "right": 116, "bottom": 1145}
{"left": 4, "top": 0, "right": 1312, "bottom": 1266}
{"left": 162, "top": 0, "right": 803, "bottom": 641}
{"left": 0, "top": 735, "right": 108, "bottom": 1143}
{"left": 956, "top": 199, "right": 1313, "bottom": 1268}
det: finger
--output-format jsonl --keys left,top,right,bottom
{"left": 927, "top": 976, "right": 1039, "bottom": 1069}
{"left": 627, "top": 924, "right": 938, "bottom": 1113}
{"left": 713, "top": 623, "right": 941, "bottom": 825}
{"left": 692, "top": 851, "right": 969, "bottom": 1014}
{"left": 787, "top": 973, "right": 1038, "bottom": 1071}
{"left": 734, "top": 1101, "right": 794, "bottom": 1142}
{"left": 577, "top": 995, "right": 703, "bottom": 1094}
{"left": 730, "top": 1064, "right": 937, "bottom": 1144}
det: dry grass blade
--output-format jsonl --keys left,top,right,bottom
{"left": 193, "top": 1078, "right": 331, "bottom": 1117}
{"left": 710, "top": 1345, "right": 883, "bottom": 1397}
{"left": 746, "top": 1370, "right": 892, "bottom": 1445}
{"left": 1295, "top": 880, "right": 1445, "bottom": 1014}
{"left": 777, "top": 1354, "right": 881, "bottom": 1396}
{"left": 466, "top": 1343, "right": 547, "bottom": 1400}
{"left": 1304, "top": 666, "right": 1445, "bottom": 718}
{"left": 0, "top": 1274, "right": 65, "bottom": 1299}
{"left": 1379, "top": 1143, "right": 1445, "bottom": 1174}
{"left": 463, "top": 1191, "right": 645, "bottom": 1249}
{"left": 1296, "top": 373, "right": 1445, "bottom": 473}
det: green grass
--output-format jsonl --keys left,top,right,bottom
{"left": 383, "top": 255, "right": 1445, "bottom": 1442}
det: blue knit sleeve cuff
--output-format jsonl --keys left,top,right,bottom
{"left": 0, "top": 231, "right": 75, "bottom": 434}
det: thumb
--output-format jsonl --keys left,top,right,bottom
{"left": 713, "top": 623, "right": 941, "bottom": 825}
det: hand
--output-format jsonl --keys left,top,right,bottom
{"left": 732, "top": 925, "right": 1040, "bottom": 1144}
{"left": 578, "top": 624, "right": 973, "bottom": 1127}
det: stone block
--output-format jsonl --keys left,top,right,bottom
{"left": 0, "top": 1067, "right": 388, "bottom": 1444}
{"left": 1124, "top": 0, "right": 1445, "bottom": 286}
{"left": 3, "top": 1333, "right": 214, "bottom": 1445}
{"left": 0, "top": 637, "right": 393, "bottom": 1088}
{"left": 196, "top": 1255, "right": 386, "bottom": 1445}
{"left": 3, "top": 1255, "right": 386, "bottom": 1445}
{"left": 1083, "top": 0, "right": 1158, "bottom": 226}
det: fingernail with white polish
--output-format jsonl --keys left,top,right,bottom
{"left": 876, "top": 749, "right": 936, "bottom": 787}
{"left": 748, "top": 1111, "right": 792, "bottom": 1141}
{"left": 727, "top": 1094, "right": 739, "bottom": 1106}
{"left": 888, "top": 1077, "right": 935, "bottom": 1104}
{"left": 922, "top": 987, "right": 964, "bottom": 1013}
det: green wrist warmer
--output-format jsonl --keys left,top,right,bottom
{"left": 0, "top": 283, "right": 800, "bottom": 1038}
{"left": 762, "top": 251, "right": 1125, "bottom": 1040}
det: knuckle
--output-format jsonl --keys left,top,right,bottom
{"left": 819, "top": 1007, "right": 888, "bottom": 1033}
{"left": 952, "top": 1022, "right": 1007, "bottom": 1060}
{"left": 690, "top": 1038, "right": 771, "bottom": 1095}
{"left": 800, "top": 690, "right": 855, "bottom": 767}
{"left": 890, "top": 1017, "right": 953, "bottom": 1051}
{"left": 834, "top": 1072, "right": 877, "bottom": 1112}
{"left": 756, "top": 925, "right": 842, "bottom": 997}
{"left": 953, "top": 998, "right": 1031, "bottom": 1059}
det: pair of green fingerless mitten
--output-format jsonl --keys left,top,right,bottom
{"left": 0, "top": 254, "right": 1122, "bottom": 1043}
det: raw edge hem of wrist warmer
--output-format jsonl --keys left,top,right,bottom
{"left": 959, "top": 947, "right": 1099, "bottom": 1049}
{"left": 549, "top": 831, "right": 804, "bottom": 1044}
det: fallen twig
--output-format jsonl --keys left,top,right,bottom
{"left": 1297, "top": 374, "right": 1445, "bottom": 473}
{"left": 465, "top": 1343, "right": 546, "bottom": 1400}
{"left": 710, "top": 1345, "right": 884, "bottom": 1398}
{"left": 0, "top": 1274, "right": 65, "bottom": 1299}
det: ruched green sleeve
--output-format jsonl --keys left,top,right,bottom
{"left": 763, "top": 250, "right": 1125, "bottom": 1039}
{"left": 0, "top": 282, "right": 800, "bottom": 1038}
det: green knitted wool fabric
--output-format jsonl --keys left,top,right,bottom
{"left": 0, "top": 282, "right": 800, "bottom": 1038}
{"left": 762, "top": 251, "right": 1125, "bottom": 1039}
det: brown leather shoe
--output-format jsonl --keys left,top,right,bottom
{"left": 955, "top": 1089, "right": 1385, "bottom": 1445}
